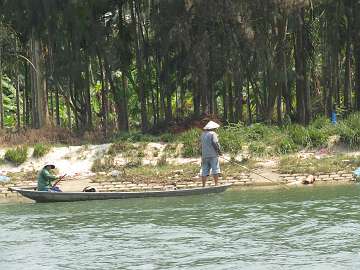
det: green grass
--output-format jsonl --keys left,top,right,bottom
{"left": 177, "top": 129, "right": 201, "bottom": 157}
{"left": 91, "top": 156, "right": 117, "bottom": 172}
{"left": 279, "top": 155, "right": 360, "bottom": 174}
{"left": 164, "top": 144, "right": 179, "bottom": 158}
{"left": 4, "top": 146, "right": 28, "bottom": 165}
{"left": 102, "top": 112, "right": 360, "bottom": 159}
{"left": 108, "top": 142, "right": 145, "bottom": 157}
{"left": 32, "top": 143, "right": 51, "bottom": 158}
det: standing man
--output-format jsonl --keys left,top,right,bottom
{"left": 200, "top": 120, "right": 222, "bottom": 187}
{"left": 37, "top": 163, "right": 62, "bottom": 191}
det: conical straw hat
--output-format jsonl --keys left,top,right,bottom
{"left": 203, "top": 121, "right": 220, "bottom": 130}
{"left": 43, "top": 162, "right": 55, "bottom": 169}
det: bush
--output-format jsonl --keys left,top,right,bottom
{"left": 307, "top": 127, "right": 328, "bottom": 147}
{"left": 160, "top": 133, "right": 176, "bottom": 142}
{"left": 108, "top": 142, "right": 144, "bottom": 157}
{"left": 113, "top": 132, "right": 159, "bottom": 143}
{"left": 32, "top": 143, "right": 51, "bottom": 158}
{"left": 91, "top": 156, "right": 115, "bottom": 172}
{"left": 157, "top": 154, "right": 168, "bottom": 166}
{"left": 285, "top": 124, "right": 310, "bottom": 147}
{"left": 4, "top": 146, "right": 28, "bottom": 165}
{"left": 177, "top": 128, "right": 201, "bottom": 157}
{"left": 310, "top": 116, "right": 332, "bottom": 129}
{"left": 244, "top": 123, "right": 272, "bottom": 141}
{"left": 338, "top": 113, "right": 360, "bottom": 148}
{"left": 275, "top": 137, "right": 297, "bottom": 155}
{"left": 218, "top": 124, "right": 243, "bottom": 154}
{"left": 248, "top": 142, "right": 268, "bottom": 156}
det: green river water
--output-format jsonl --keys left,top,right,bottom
{"left": 1, "top": 184, "right": 360, "bottom": 270}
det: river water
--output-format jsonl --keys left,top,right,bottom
{"left": 1, "top": 184, "right": 360, "bottom": 270}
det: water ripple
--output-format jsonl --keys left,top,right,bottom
{"left": 1, "top": 184, "right": 360, "bottom": 269}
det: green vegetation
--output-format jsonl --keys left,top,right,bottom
{"left": 91, "top": 156, "right": 117, "bottom": 172}
{"left": 164, "top": 144, "right": 179, "bottom": 158}
{"left": 4, "top": 146, "right": 28, "bottom": 165}
{"left": 108, "top": 142, "right": 145, "bottom": 157}
{"left": 2, "top": 0, "right": 360, "bottom": 150}
{"left": 338, "top": 113, "right": 360, "bottom": 148}
{"left": 32, "top": 143, "right": 51, "bottom": 158}
{"left": 177, "top": 129, "right": 201, "bottom": 157}
{"left": 279, "top": 155, "right": 360, "bottom": 174}
{"left": 114, "top": 163, "right": 199, "bottom": 184}
{"left": 156, "top": 154, "right": 168, "bottom": 167}
{"left": 90, "top": 112, "right": 360, "bottom": 159}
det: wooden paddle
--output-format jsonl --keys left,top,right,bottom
{"left": 220, "top": 156, "right": 290, "bottom": 189}
{"left": 52, "top": 174, "right": 67, "bottom": 188}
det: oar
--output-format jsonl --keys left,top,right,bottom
{"left": 52, "top": 174, "right": 67, "bottom": 188}
{"left": 220, "top": 156, "right": 290, "bottom": 189}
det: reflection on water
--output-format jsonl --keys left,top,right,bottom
{"left": 1, "top": 184, "right": 360, "bottom": 270}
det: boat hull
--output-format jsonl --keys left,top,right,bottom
{"left": 9, "top": 184, "right": 232, "bottom": 203}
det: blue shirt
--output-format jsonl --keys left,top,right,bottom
{"left": 201, "top": 131, "right": 220, "bottom": 158}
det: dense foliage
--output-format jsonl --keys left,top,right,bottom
{"left": 4, "top": 146, "right": 28, "bottom": 165}
{"left": 0, "top": 0, "right": 360, "bottom": 138}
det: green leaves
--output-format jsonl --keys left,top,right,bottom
{"left": 4, "top": 146, "right": 28, "bottom": 165}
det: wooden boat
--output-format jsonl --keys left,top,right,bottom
{"left": 8, "top": 184, "right": 232, "bottom": 203}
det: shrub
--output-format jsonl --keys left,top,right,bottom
{"left": 218, "top": 124, "right": 243, "bottom": 154}
{"left": 177, "top": 128, "right": 201, "bottom": 157}
{"left": 285, "top": 124, "right": 310, "bottom": 147}
{"left": 244, "top": 123, "right": 273, "bottom": 141}
{"left": 160, "top": 133, "right": 176, "bottom": 142}
{"left": 164, "top": 144, "right": 179, "bottom": 157}
{"left": 307, "top": 127, "right": 328, "bottom": 147}
{"left": 248, "top": 142, "right": 267, "bottom": 156}
{"left": 125, "top": 157, "right": 143, "bottom": 168}
{"left": 4, "top": 146, "right": 28, "bottom": 165}
{"left": 108, "top": 142, "right": 144, "bottom": 157}
{"left": 338, "top": 113, "right": 360, "bottom": 148}
{"left": 91, "top": 156, "right": 115, "bottom": 172}
{"left": 275, "top": 137, "right": 297, "bottom": 155}
{"left": 32, "top": 143, "right": 51, "bottom": 158}
{"left": 157, "top": 154, "right": 168, "bottom": 166}
{"left": 113, "top": 132, "right": 159, "bottom": 143}
{"left": 310, "top": 116, "right": 331, "bottom": 129}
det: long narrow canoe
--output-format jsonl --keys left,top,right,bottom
{"left": 8, "top": 184, "right": 232, "bottom": 203}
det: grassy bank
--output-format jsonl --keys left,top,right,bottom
{"left": 110, "top": 112, "right": 360, "bottom": 158}
{"left": 1, "top": 113, "right": 360, "bottom": 177}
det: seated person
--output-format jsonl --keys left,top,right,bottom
{"left": 37, "top": 163, "right": 62, "bottom": 191}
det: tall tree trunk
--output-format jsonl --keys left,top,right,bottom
{"left": 355, "top": 46, "right": 360, "bottom": 110}
{"left": 16, "top": 72, "right": 21, "bottom": 130}
{"left": 84, "top": 57, "right": 92, "bottom": 130}
{"left": 344, "top": 31, "right": 352, "bottom": 113}
{"left": 121, "top": 75, "right": 129, "bottom": 131}
{"left": 295, "top": 10, "right": 306, "bottom": 125}
{"left": 234, "top": 69, "right": 243, "bottom": 123}
{"left": 247, "top": 81, "right": 252, "bottom": 124}
{"left": 30, "top": 29, "right": 49, "bottom": 129}
{"left": 66, "top": 96, "right": 71, "bottom": 130}
{"left": 130, "top": 0, "right": 148, "bottom": 132}
{"left": 0, "top": 46, "right": 3, "bottom": 129}
{"left": 97, "top": 52, "right": 108, "bottom": 138}
{"left": 55, "top": 87, "right": 60, "bottom": 126}
{"left": 223, "top": 72, "right": 229, "bottom": 122}
{"left": 24, "top": 62, "right": 30, "bottom": 127}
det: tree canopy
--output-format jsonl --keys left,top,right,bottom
{"left": 0, "top": 0, "right": 359, "bottom": 137}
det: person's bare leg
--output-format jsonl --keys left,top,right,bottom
{"left": 213, "top": 174, "right": 219, "bottom": 186}
{"left": 202, "top": 176, "right": 207, "bottom": 187}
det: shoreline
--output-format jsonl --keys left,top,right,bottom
{"left": 1, "top": 142, "right": 358, "bottom": 204}
{"left": 1, "top": 178, "right": 356, "bottom": 204}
